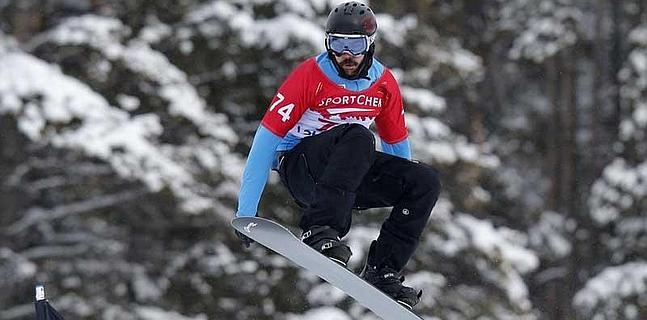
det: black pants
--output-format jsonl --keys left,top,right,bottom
{"left": 278, "top": 124, "right": 441, "bottom": 271}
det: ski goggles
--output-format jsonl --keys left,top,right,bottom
{"left": 326, "top": 33, "right": 374, "bottom": 56}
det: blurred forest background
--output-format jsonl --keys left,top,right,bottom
{"left": 1, "top": 0, "right": 646, "bottom": 319}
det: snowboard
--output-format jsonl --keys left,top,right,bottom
{"left": 231, "top": 216, "right": 424, "bottom": 320}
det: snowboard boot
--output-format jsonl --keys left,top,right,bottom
{"left": 360, "top": 241, "right": 422, "bottom": 309}
{"left": 301, "top": 225, "right": 352, "bottom": 267}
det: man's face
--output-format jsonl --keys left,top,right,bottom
{"left": 334, "top": 52, "right": 365, "bottom": 76}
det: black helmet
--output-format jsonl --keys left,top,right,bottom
{"left": 324, "top": 1, "right": 377, "bottom": 80}
{"left": 325, "top": 1, "right": 377, "bottom": 36}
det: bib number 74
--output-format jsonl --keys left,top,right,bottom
{"left": 269, "top": 93, "right": 295, "bottom": 122}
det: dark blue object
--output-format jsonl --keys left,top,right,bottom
{"left": 34, "top": 285, "right": 65, "bottom": 320}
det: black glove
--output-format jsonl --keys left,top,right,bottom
{"left": 235, "top": 230, "right": 255, "bottom": 248}
{"left": 234, "top": 213, "right": 257, "bottom": 248}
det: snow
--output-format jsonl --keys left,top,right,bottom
{"left": 136, "top": 306, "right": 207, "bottom": 320}
{"left": 193, "top": 243, "right": 239, "bottom": 275}
{"left": 137, "top": 20, "right": 172, "bottom": 44}
{"left": 0, "top": 32, "right": 243, "bottom": 214}
{"left": 617, "top": 24, "right": 647, "bottom": 144}
{"left": 286, "top": 307, "right": 352, "bottom": 320}
{"left": 43, "top": 14, "right": 128, "bottom": 59}
{"left": 344, "top": 226, "right": 380, "bottom": 268}
{"left": 132, "top": 267, "right": 163, "bottom": 301}
{"left": 629, "top": 25, "right": 647, "bottom": 46}
{"left": 52, "top": 294, "right": 95, "bottom": 317}
{"left": 307, "top": 283, "right": 347, "bottom": 305}
{"left": 405, "top": 113, "right": 500, "bottom": 168}
{"left": 504, "top": 2, "right": 582, "bottom": 63}
{"left": 187, "top": 1, "right": 325, "bottom": 51}
{"left": 405, "top": 271, "right": 446, "bottom": 308}
{"left": 429, "top": 44, "right": 483, "bottom": 81}
{"left": 589, "top": 158, "right": 647, "bottom": 225}
{"left": 374, "top": 14, "right": 417, "bottom": 46}
{"left": 429, "top": 213, "right": 539, "bottom": 310}
{"left": 185, "top": 1, "right": 426, "bottom": 54}
{"left": 470, "top": 186, "right": 492, "bottom": 203}
{"left": 633, "top": 102, "right": 647, "bottom": 126}
{"left": 44, "top": 14, "right": 238, "bottom": 143}
{"left": 2, "top": 2, "right": 627, "bottom": 319}
{"left": 406, "top": 115, "right": 451, "bottom": 139}
{"left": 455, "top": 214, "right": 539, "bottom": 274}
{"left": 401, "top": 86, "right": 447, "bottom": 113}
{"left": 0, "top": 248, "right": 37, "bottom": 282}
{"left": 248, "top": 14, "right": 325, "bottom": 51}
{"left": 573, "top": 261, "right": 647, "bottom": 317}
{"left": 0, "top": 52, "right": 126, "bottom": 140}
{"left": 629, "top": 50, "right": 647, "bottom": 73}
{"left": 116, "top": 94, "right": 140, "bottom": 111}
{"left": 528, "top": 211, "right": 573, "bottom": 259}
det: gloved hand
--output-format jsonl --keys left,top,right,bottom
{"left": 234, "top": 212, "right": 256, "bottom": 248}
{"left": 235, "top": 230, "right": 255, "bottom": 248}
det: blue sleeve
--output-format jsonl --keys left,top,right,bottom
{"left": 236, "top": 125, "right": 283, "bottom": 217}
{"left": 380, "top": 138, "right": 412, "bottom": 160}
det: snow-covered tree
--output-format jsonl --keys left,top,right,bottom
{"left": 577, "top": 22, "right": 647, "bottom": 320}
{"left": 1, "top": 0, "right": 645, "bottom": 319}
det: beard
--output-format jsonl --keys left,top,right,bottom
{"left": 339, "top": 58, "right": 360, "bottom": 76}
{"left": 340, "top": 58, "right": 358, "bottom": 67}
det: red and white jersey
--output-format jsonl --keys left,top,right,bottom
{"left": 261, "top": 58, "right": 407, "bottom": 144}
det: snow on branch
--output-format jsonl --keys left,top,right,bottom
{"left": 186, "top": 1, "right": 324, "bottom": 51}
{"left": 431, "top": 212, "right": 539, "bottom": 310}
{"left": 135, "top": 306, "right": 207, "bottom": 320}
{"left": 589, "top": 158, "right": 647, "bottom": 225}
{"left": 40, "top": 14, "right": 237, "bottom": 143}
{"left": 1, "top": 26, "right": 243, "bottom": 214}
{"left": 0, "top": 248, "right": 37, "bottom": 282}
{"left": 503, "top": 0, "right": 583, "bottom": 63}
{"left": 573, "top": 261, "right": 647, "bottom": 318}
{"left": 401, "top": 86, "right": 447, "bottom": 113}
{"left": 618, "top": 24, "right": 647, "bottom": 143}
{"left": 406, "top": 114, "right": 500, "bottom": 167}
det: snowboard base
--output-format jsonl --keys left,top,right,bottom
{"left": 231, "top": 216, "right": 423, "bottom": 320}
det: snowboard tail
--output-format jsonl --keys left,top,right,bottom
{"left": 231, "top": 216, "right": 423, "bottom": 320}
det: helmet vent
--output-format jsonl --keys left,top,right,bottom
{"left": 326, "top": 1, "right": 377, "bottom": 36}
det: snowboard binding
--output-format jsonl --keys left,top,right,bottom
{"left": 301, "top": 225, "right": 352, "bottom": 267}
{"left": 360, "top": 240, "right": 422, "bottom": 309}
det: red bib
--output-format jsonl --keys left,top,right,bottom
{"left": 261, "top": 58, "right": 407, "bottom": 144}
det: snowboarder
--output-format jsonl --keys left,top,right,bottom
{"left": 235, "top": 1, "right": 441, "bottom": 309}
